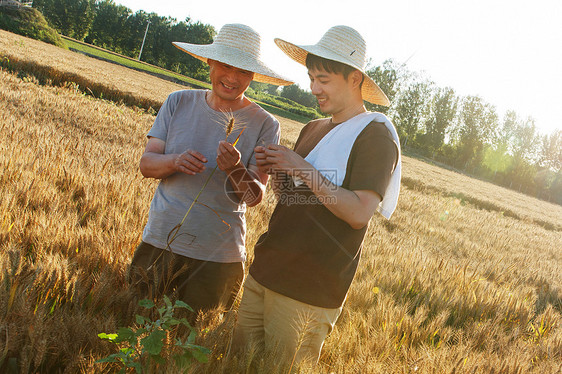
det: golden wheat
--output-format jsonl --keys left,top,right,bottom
{"left": 0, "top": 67, "right": 156, "bottom": 371}
{"left": 0, "top": 31, "right": 561, "bottom": 373}
{"left": 0, "top": 29, "right": 184, "bottom": 109}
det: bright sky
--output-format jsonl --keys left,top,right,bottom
{"left": 116, "top": 0, "right": 561, "bottom": 135}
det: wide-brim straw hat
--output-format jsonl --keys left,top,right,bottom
{"left": 173, "top": 23, "right": 292, "bottom": 86}
{"left": 275, "top": 25, "right": 390, "bottom": 106}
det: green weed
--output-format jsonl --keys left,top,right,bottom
{"left": 97, "top": 296, "right": 210, "bottom": 373}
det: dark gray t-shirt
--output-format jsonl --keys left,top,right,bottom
{"left": 142, "top": 90, "right": 280, "bottom": 262}
{"left": 250, "top": 119, "right": 398, "bottom": 308}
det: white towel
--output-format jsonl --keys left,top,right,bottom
{"left": 297, "top": 111, "right": 401, "bottom": 219}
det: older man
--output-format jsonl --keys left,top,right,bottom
{"left": 128, "top": 24, "right": 291, "bottom": 314}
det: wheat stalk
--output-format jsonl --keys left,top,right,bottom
{"left": 165, "top": 112, "right": 246, "bottom": 251}
{"left": 287, "top": 311, "right": 316, "bottom": 373}
{"left": 226, "top": 117, "right": 235, "bottom": 138}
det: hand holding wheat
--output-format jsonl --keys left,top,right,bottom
{"left": 216, "top": 141, "right": 241, "bottom": 172}
{"left": 165, "top": 113, "right": 245, "bottom": 250}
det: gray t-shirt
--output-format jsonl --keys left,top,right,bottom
{"left": 142, "top": 90, "right": 280, "bottom": 262}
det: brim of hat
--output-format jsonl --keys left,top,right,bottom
{"left": 275, "top": 38, "right": 390, "bottom": 106}
{"left": 173, "top": 42, "right": 293, "bottom": 86}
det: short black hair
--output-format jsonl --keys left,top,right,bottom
{"left": 305, "top": 54, "right": 356, "bottom": 78}
{"left": 305, "top": 54, "right": 364, "bottom": 87}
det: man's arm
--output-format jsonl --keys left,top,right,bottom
{"left": 139, "top": 137, "right": 208, "bottom": 179}
{"left": 302, "top": 169, "right": 380, "bottom": 229}
{"left": 262, "top": 144, "right": 380, "bottom": 229}
{"left": 217, "top": 141, "right": 268, "bottom": 207}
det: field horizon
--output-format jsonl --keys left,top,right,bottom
{"left": 0, "top": 30, "right": 561, "bottom": 373}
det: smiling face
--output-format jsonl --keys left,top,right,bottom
{"left": 207, "top": 59, "right": 255, "bottom": 111}
{"left": 305, "top": 54, "right": 366, "bottom": 123}
{"left": 308, "top": 68, "right": 348, "bottom": 115}
{"left": 308, "top": 67, "right": 364, "bottom": 122}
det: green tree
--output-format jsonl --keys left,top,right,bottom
{"left": 166, "top": 19, "right": 215, "bottom": 80}
{"left": 511, "top": 116, "right": 539, "bottom": 165}
{"left": 365, "top": 59, "right": 403, "bottom": 114}
{"left": 138, "top": 13, "right": 175, "bottom": 64}
{"left": 392, "top": 77, "right": 433, "bottom": 146}
{"left": 86, "top": 6, "right": 215, "bottom": 81}
{"left": 453, "top": 96, "right": 498, "bottom": 169}
{"left": 498, "top": 111, "right": 518, "bottom": 150}
{"left": 70, "top": 0, "right": 95, "bottom": 40}
{"left": 422, "top": 87, "right": 458, "bottom": 154}
{"left": 483, "top": 143, "right": 512, "bottom": 180}
{"left": 250, "top": 81, "right": 279, "bottom": 96}
{"left": 501, "top": 116, "right": 539, "bottom": 191}
{"left": 280, "top": 84, "right": 318, "bottom": 109}
{"left": 33, "top": 0, "right": 95, "bottom": 40}
{"left": 483, "top": 110, "right": 518, "bottom": 178}
{"left": 540, "top": 129, "right": 562, "bottom": 172}
{"left": 119, "top": 10, "right": 151, "bottom": 58}
{"left": 85, "top": 0, "right": 131, "bottom": 52}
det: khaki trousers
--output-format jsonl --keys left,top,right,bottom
{"left": 232, "top": 274, "right": 342, "bottom": 366}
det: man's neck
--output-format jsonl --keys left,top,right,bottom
{"left": 331, "top": 103, "right": 367, "bottom": 124}
{"left": 206, "top": 91, "right": 250, "bottom": 112}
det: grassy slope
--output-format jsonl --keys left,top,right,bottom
{"left": 62, "top": 36, "right": 211, "bottom": 90}
{"left": 0, "top": 30, "right": 561, "bottom": 373}
{"left": 0, "top": 6, "right": 65, "bottom": 48}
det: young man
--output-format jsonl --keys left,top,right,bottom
{"left": 232, "top": 25, "right": 402, "bottom": 365}
{"left": 128, "top": 24, "right": 292, "bottom": 314}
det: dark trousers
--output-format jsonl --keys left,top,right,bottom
{"left": 128, "top": 241, "right": 244, "bottom": 312}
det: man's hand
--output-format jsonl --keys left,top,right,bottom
{"left": 260, "top": 144, "right": 309, "bottom": 176}
{"left": 174, "top": 149, "right": 207, "bottom": 175}
{"left": 217, "top": 142, "right": 268, "bottom": 207}
{"left": 217, "top": 140, "right": 241, "bottom": 172}
{"left": 254, "top": 145, "right": 274, "bottom": 174}
{"left": 139, "top": 137, "right": 207, "bottom": 179}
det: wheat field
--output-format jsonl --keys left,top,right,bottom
{"left": 1, "top": 31, "right": 561, "bottom": 373}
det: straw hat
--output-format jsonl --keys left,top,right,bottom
{"left": 275, "top": 26, "right": 390, "bottom": 106}
{"left": 173, "top": 23, "right": 292, "bottom": 86}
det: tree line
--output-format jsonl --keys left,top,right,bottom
{"left": 28, "top": 0, "right": 562, "bottom": 203}
{"left": 369, "top": 60, "right": 562, "bottom": 203}
{"left": 32, "top": 0, "right": 215, "bottom": 80}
